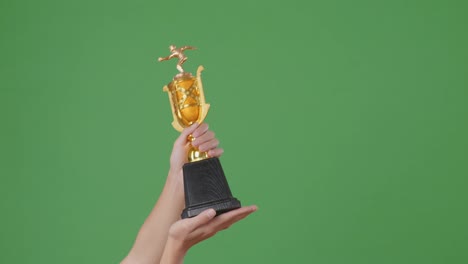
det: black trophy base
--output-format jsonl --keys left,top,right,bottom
{"left": 181, "top": 157, "right": 241, "bottom": 219}
{"left": 181, "top": 197, "right": 241, "bottom": 219}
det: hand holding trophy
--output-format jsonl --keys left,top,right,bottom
{"left": 159, "top": 45, "right": 241, "bottom": 218}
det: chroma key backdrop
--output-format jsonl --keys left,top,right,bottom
{"left": 1, "top": 0, "right": 467, "bottom": 263}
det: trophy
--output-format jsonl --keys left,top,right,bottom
{"left": 158, "top": 45, "right": 241, "bottom": 218}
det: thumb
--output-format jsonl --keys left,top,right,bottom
{"left": 184, "top": 209, "right": 216, "bottom": 232}
{"left": 174, "top": 122, "right": 199, "bottom": 146}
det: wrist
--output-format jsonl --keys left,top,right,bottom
{"left": 164, "top": 169, "right": 184, "bottom": 201}
{"left": 160, "top": 237, "right": 187, "bottom": 264}
{"left": 168, "top": 165, "right": 182, "bottom": 176}
{"left": 168, "top": 237, "right": 188, "bottom": 255}
{"left": 167, "top": 166, "right": 183, "bottom": 183}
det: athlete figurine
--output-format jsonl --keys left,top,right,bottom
{"left": 158, "top": 45, "right": 196, "bottom": 74}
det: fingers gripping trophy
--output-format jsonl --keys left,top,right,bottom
{"left": 158, "top": 45, "right": 241, "bottom": 219}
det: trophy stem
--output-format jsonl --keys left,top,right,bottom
{"left": 187, "top": 134, "right": 209, "bottom": 162}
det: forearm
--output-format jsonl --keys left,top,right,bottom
{"left": 122, "top": 123, "right": 224, "bottom": 264}
{"left": 123, "top": 170, "right": 185, "bottom": 264}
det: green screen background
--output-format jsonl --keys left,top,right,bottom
{"left": 1, "top": 0, "right": 467, "bottom": 263}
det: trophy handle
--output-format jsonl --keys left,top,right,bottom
{"left": 163, "top": 85, "right": 185, "bottom": 131}
{"left": 196, "top": 65, "right": 210, "bottom": 122}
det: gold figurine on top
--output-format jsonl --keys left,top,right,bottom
{"left": 159, "top": 45, "right": 210, "bottom": 162}
{"left": 158, "top": 45, "right": 196, "bottom": 77}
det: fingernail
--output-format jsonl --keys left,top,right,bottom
{"left": 207, "top": 209, "right": 216, "bottom": 217}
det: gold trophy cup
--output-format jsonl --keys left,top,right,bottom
{"left": 159, "top": 45, "right": 241, "bottom": 218}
